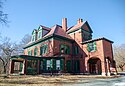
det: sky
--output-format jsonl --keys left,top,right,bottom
{"left": 0, "top": 0, "right": 125, "bottom": 45}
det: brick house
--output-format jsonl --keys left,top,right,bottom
{"left": 9, "top": 18, "right": 117, "bottom": 76}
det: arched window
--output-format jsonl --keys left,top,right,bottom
{"left": 28, "top": 50, "right": 32, "bottom": 56}
{"left": 60, "top": 44, "right": 70, "bottom": 54}
{"left": 40, "top": 44, "right": 48, "bottom": 55}
{"left": 31, "top": 29, "right": 37, "bottom": 42}
{"left": 38, "top": 27, "right": 42, "bottom": 39}
{"left": 34, "top": 48, "right": 38, "bottom": 56}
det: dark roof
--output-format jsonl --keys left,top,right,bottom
{"left": 81, "top": 37, "right": 114, "bottom": 44}
{"left": 43, "top": 24, "right": 73, "bottom": 40}
{"left": 11, "top": 55, "right": 65, "bottom": 60}
{"left": 40, "top": 25, "right": 51, "bottom": 31}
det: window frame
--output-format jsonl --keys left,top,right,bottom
{"left": 40, "top": 44, "right": 48, "bottom": 55}
{"left": 60, "top": 44, "right": 70, "bottom": 54}
{"left": 87, "top": 41, "right": 97, "bottom": 52}
{"left": 34, "top": 47, "right": 38, "bottom": 56}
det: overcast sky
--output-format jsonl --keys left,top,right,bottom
{"left": 0, "top": 0, "right": 125, "bottom": 45}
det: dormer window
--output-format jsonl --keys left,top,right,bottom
{"left": 38, "top": 27, "right": 42, "bottom": 39}
{"left": 31, "top": 29, "right": 37, "bottom": 42}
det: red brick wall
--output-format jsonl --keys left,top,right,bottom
{"left": 24, "top": 39, "right": 54, "bottom": 57}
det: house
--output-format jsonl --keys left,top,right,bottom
{"left": 9, "top": 18, "right": 117, "bottom": 76}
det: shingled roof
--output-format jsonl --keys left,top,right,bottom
{"left": 43, "top": 24, "right": 73, "bottom": 40}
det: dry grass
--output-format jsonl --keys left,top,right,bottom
{"left": 0, "top": 74, "right": 120, "bottom": 86}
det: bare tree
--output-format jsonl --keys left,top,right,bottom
{"left": 113, "top": 44, "right": 125, "bottom": 71}
{"left": 17, "top": 34, "right": 31, "bottom": 55}
{"left": 0, "top": 36, "right": 18, "bottom": 74}
{"left": 0, "top": 0, "right": 8, "bottom": 25}
{"left": 0, "top": 34, "right": 31, "bottom": 74}
{"left": 20, "top": 34, "right": 31, "bottom": 46}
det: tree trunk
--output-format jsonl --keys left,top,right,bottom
{"left": 3, "top": 65, "right": 6, "bottom": 74}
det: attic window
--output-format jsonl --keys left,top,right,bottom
{"left": 38, "top": 30, "right": 42, "bottom": 39}
{"left": 31, "top": 30, "right": 37, "bottom": 42}
{"left": 38, "top": 27, "right": 42, "bottom": 39}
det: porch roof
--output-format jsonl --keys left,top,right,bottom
{"left": 11, "top": 55, "right": 65, "bottom": 60}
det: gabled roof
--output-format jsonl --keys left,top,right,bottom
{"left": 39, "top": 25, "right": 51, "bottom": 31}
{"left": 43, "top": 24, "right": 73, "bottom": 40}
{"left": 32, "top": 29, "right": 37, "bottom": 35}
{"left": 24, "top": 24, "right": 74, "bottom": 49}
{"left": 67, "top": 21, "right": 93, "bottom": 34}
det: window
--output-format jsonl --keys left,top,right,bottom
{"left": 47, "top": 60, "right": 51, "bottom": 70}
{"left": 60, "top": 44, "right": 70, "bottom": 54}
{"left": 34, "top": 48, "right": 38, "bottom": 56}
{"left": 27, "top": 60, "right": 37, "bottom": 74}
{"left": 31, "top": 30, "right": 37, "bottom": 42}
{"left": 82, "top": 30, "right": 92, "bottom": 41}
{"left": 38, "top": 30, "right": 42, "bottom": 39}
{"left": 73, "top": 46, "right": 79, "bottom": 55}
{"left": 87, "top": 41, "right": 96, "bottom": 52}
{"left": 32, "top": 35, "right": 36, "bottom": 42}
{"left": 56, "top": 60, "right": 60, "bottom": 70}
{"left": 28, "top": 50, "right": 32, "bottom": 56}
{"left": 40, "top": 44, "right": 48, "bottom": 55}
{"left": 40, "top": 61, "right": 43, "bottom": 70}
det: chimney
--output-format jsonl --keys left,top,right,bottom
{"left": 62, "top": 18, "right": 67, "bottom": 32}
{"left": 77, "top": 18, "right": 83, "bottom": 24}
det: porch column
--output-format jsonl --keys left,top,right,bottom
{"left": 37, "top": 60, "right": 40, "bottom": 74}
{"left": 22, "top": 60, "right": 27, "bottom": 74}
{"left": 101, "top": 61, "right": 106, "bottom": 76}
{"left": 106, "top": 59, "right": 111, "bottom": 76}
{"left": 9, "top": 59, "right": 14, "bottom": 74}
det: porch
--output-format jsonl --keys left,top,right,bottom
{"left": 9, "top": 55, "right": 65, "bottom": 75}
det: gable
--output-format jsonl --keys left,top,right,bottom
{"left": 81, "top": 21, "right": 93, "bottom": 33}
{"left": 32, "top": 29, "right": 37, "bottom": 35}
{"left": 37, "top": 25, "right": 51, "bottom": 39}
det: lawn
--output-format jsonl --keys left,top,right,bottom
{"left": 0, "top": 74, "right": 120, "bottom": 86}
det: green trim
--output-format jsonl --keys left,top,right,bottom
{"left": 82, "top": 29, "right": 92, "bottom": 41}
{"left": 34, "top": 48, "right": 38, "bottom": 56}
{"left": 53, "top": 59, "right": 56, "bottom": 70}
{"left": 31, "top": 35, "right": 36, "bottom": 42}
{"left": 60, "top": 44, "right": 70, "bottom": 54}
{"left": 24, "top": 35, "right": 53, "bottom": 49}
{"left": 32, "top": 29, "right": 37, "bottom": 35}
{"left": 38, "top": 30, "right": 42, "bottom": 39}
{"left": 87, "top": 41, "right": 96, "bottom": 52}
{"left": 40, "top": 44, "right": 48, "bottom": 55}
{"left": 28, "top": 50, "right": 32, "bottom": 56}
{"left": 24, "top": 34, "right": 74, "bottom": 49}
{"left": 60, "top": 59, "right": 64, "bottom": 71}
{"left": 66, "top": 60, "right": 72, "bottom": 72}
{"left": 43, "top": 59, "right": 46, "bottom": 71}
{"left": 38, "top": 26, "right": 42, "bottom": 31}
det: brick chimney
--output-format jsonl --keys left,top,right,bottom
{"left": 62, "top": 18, "right": 67, "bottom": 32}
{"left": 77, "top": 18, "right": 83, "bottom": 24}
